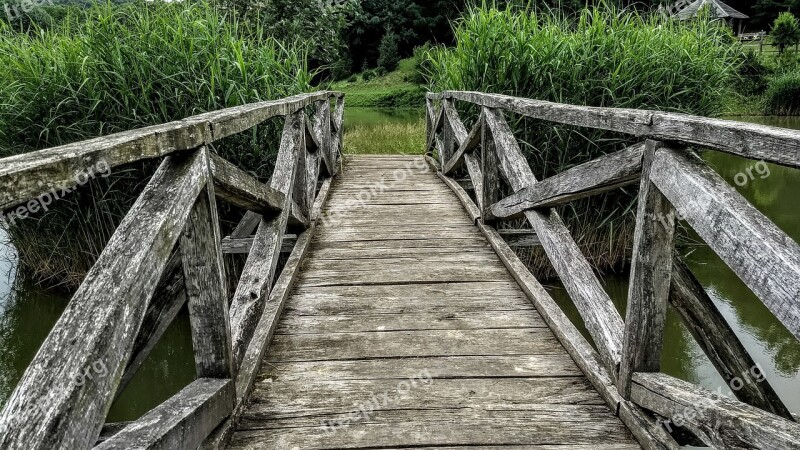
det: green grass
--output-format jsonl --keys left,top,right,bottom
{"left": 332, "top": 58, "right": 426, "bottom": 108}
{"left": 342, "top": 108, "right": 425, "bottom": 155}
{"left": 425, "top": 3, "right": 741, "bottom": 277}
{"left": 0, "top": 1, "right": 312, "bottom": 289}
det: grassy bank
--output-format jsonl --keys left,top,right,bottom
{"left": 332, "top": 58, "right": 425, "bottom": 108}
{"left": 0, "top": 2, "right": 311, "bottom": 289}
{"left": 426, "top": 4, "right": 740, "bottom": 278}
{"left": 342, "top": 108, "right": 425, "bottom": 155}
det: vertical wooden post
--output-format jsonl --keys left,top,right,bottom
{"left": 480, "top": 107, "right": 502, "bottom": 223}
{"left": 425, "top": 97, "right": 434, "bottom": 153}
{"left": 180, "top": 149, "right": 233, "bottom": 379}
{"left": 293, "top": 111, "right": 309, "bottom": 219}
{"left": 618, "top": 140, "right": 676, "bottom": 398}
{"left": 441, "top": 99, "right": 457, "bottom": 168}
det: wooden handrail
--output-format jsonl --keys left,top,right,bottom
{"left": 0, "top": 91, "right": 345, "bottom": 450}
{"left": 427, "top": 90, "right": 800, "bottom": 450}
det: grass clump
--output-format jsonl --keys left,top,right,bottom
{"left": 764, "top": 71, "right": 800, "bottom": 115}
{"left": 425, "top": 3, "right": 740, "bottom": 277}
{"left": 0, "top": 1, "right": 311, "bottom": 289}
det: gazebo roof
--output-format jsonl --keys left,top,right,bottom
{"left": 675, "top": 0, "right": 749, "bottom": 20}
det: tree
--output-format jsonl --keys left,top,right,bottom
{"left": 771, "top": 11, "right": 800, "bottom": 53}
{"left": 377, "top": 30, "right": 401, "bottom": 71}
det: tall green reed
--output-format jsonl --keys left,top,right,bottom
{"left": 0, "top": 1, "right": 312, "bottom": 289}
{"left": 425, "top": 2, "right": 740, "bottom": 277}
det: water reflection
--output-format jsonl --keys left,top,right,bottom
{"left": 548, "top": 116, "right": 800, "bottom": 416}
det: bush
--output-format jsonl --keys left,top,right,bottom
{"left": 737, "top": 49, "right": 773, "bottom": 95}
{"left": 0, "top": 1, "right": 312, "bottom": 288}
{"left": 426, "top": 4, "right": 739, "bottom": 276}
{"left": 377, "top": 31, "right": 401, "bottom": 72}
{"left": 771, "top": 12, "right": 800, "bottom": 54}
{"left": 763, "top": 71, "right": 800, "bottom": 115}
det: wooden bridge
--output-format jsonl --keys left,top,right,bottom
{"left": 0, "top": 90, "right": 798, "bottom": 449}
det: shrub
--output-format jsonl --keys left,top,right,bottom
{"left": 763, "top": 71, "right": 800, "bottom": 115}
{"left": 737, "top": 49, "right": 772, "bottom": 95}
{"left": 771, "top": 12, "right": 800, "bottom": 54}
{"left": 0, "top": 1, "right": 312, "bottom": 288}
{"left": 426, "top": 4, "right": 739, "bottom": 276}
{"left": 377, "top": 31, "right": 401, "bottom": 72}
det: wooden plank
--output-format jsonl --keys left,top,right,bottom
{"left": 489, "top": 143, "right": 645, "bottom": 219}
{"left": 209, "top": 153, "right": 286, "bottom": 219}
{"left": 96, "top": 378, "right": 234, "bottom": 450}
{"left": 275, "top": 310, "right": 543, "bottom": 334}
{"left": 228, "top": 407, "right": 636, "bottom": 449}
{"left": 117, "top": 252, "right": 186, "bottom": 398}
{"left": 221, "top": 235, "right": 297, "bottom": 255}
{"left": 268, "top": 329, "right": 564, "bottom": 362}
{"left": 244, "top": 378, "right": 604, "bottom": 421}
{"left": 481, "top": 109, "right": 502, "bottom": 221}
{"left": 618, "top": 140, "right": 676, "bottom": 398}
{"left": 483, "top": 107, "right": 625, "bottom": 375}
{"left": 477, "top": 222, "right": 675, "bottom": 449}
{"left": 631, "top": 372, "right": 800, "bottom": 450}
{"left": 437, "top": 173, "right": 481, "bottom": 221}
{"left": 649, "top": 146, "right": 800, "bottom": 340}
{"left": 443, "top": 110, "right": 482, "bottom": 175}
{"left": 201, "top": 169, "right": 334, "bottom": 450}
{"left": 310, "top": 100, "right": 333, "bottom": 176}
{"left": 444, "top": 91, "right": 800, "bottom": 168}
{"left": 0, "top": 150, "right": 209, "bottom": 449}
{"left": 296, "top": 264, "right": 512, "bottom": 287}
{"left": 669, "top": 257, "right": 794, "bottom": 420}
{"left": 259, "top": 355, "right": 583, "bottom": 383}
{"left": 180, "top": 162, "right": 233, "bottom": 378}
{"left": 498, "top": 229, "right": 541, "bottom": 247}
{"left": 310, "top": 238, "right": 489, "bottom": 251}
{"left": 0, "top": 91, "right": 340, "bottom": 213}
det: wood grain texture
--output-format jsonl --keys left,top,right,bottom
{"left": 180, "top": 156, "right": 233, "bottom": 378}
{"left": 483, "top": 108, "right": 625, "bottom": 374}
{"left": 443, "top": 91, "right": 800, "bottom": 168}
{"left": 0, "top": 150, "right": 209, "bottom": 450}
{"left": 227, "top": 156, "right": 637, "bottom": 450}
{"left": 0, "top": 92, "right": 341, "bottom": 214}
{"left": 489, "top": 143, "right": 644, "bottom": 219}
{"left": 649, "top": 146, "right": 800, "bottom": 340}
{"left": 96, "top": 378, "right": 234, "bottom": 450}
{"left": 618, "top": 140, "right": 676, "bottom": 398}
{"left": 631, "top": 372, "right": 800, "bottom": 449}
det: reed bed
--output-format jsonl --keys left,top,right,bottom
{"left": 425, "top": 3, "right": 740, "bottom": 278}
{"left": 0, "top": 1, "right": 312, "bottom": 289}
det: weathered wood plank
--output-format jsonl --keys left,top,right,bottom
{"left": 209, "top": 153, "right": 284, "bottom": 218}
{"left": 269, "top": 328, "right": 564, "bottom": 362}
{"left": 618, "top": 140, "right": 676, "bottom": 398}
{"left": 229, "top": 407, "right": 636, "bottom": 449}
{"left": 443, "top": 110, "right": 482, "bottom": 175}
{"left": 631, "top": 372, "right": 800, "bottom": 449}
{"left": 0, "top": 92, "right": 340, "bottom": 213}
{"left": 221, "top": 235, "right": 297, "bottom": 255}
{"left": 481, "top": 109, "right": 502, "bottom": 222}
{"left": 477, "top": 223, "right": 674, "bottom": 450}
{"left": 498, "top": 229, "right": 541, "bottom": 247}
{"left": 244, "top": 377, "right": 603, "bottom": 422}
{"left": 276, "top": 310, "right": 543, "bottom": 334}
{"left": 489, "top": 143, "right": 645, "bottom": 219}
{"left": 483, "top": 107, "right": 625, "bottom": 374}
{"left": 180, "top": 161, "right": 233, "bottom": 378}
{"left": 437, "top": 173, "right": 481, "bottom": 221}
{"left": 649, "top": 146, "right": 800, "bottom": 340}
{"left": 0, "top": 150, "right": 209, "bottom": 449}
{"left": 96, "top": 378, "right": 234, "bottom": 450}
{"left": 259, "top": 355, "right": 582, "bottom": 383}
{"left": 444, "top": 91, "right": 800, "bottom": 168}
{"left": 669, "top": 257, "right": 794, "bottom": 420}
{"left": 310, "top": 100, "right": 333, "bottom": 176}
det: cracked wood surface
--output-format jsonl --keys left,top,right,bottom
{"left": 227, "top": 155, "right": 637, "bottom": 449}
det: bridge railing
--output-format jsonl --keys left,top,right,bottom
{"left": 0, "top": 91, "right": 344, "bottom": 449}
{"left": 426, "top": 91, "right": 800, "bottom": 450}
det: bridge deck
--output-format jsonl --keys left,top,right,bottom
{"left": 227, "top": 155, "right": 639, "bottom": 449}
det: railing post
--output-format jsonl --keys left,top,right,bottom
{"left": 180, "top": 147, "right": 234, "bottom": 379}
{"left": 618, "top": 139, "right": 677, "bottom": 398}
{"left": 480, "top": 107, "right": 501, "bottom": 223}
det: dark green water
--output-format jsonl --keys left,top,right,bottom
{"left": 0, "top": 115, "right": 798, "bottom": 422}
{"left": 548, "top": 116, "right": 800, "bottom": 417}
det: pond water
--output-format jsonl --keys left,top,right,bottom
{"left": 0, "top": 113, "right": 797, "bottom": 423}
